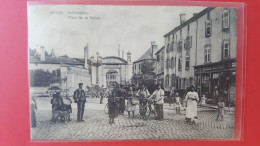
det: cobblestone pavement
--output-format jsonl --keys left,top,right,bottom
{"left": 31, "top": 97, "right": 235, "bottom": 140}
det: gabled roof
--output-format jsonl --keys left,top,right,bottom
{"left": 133, "top": 47, "right": 154, "bottom": 63}
{"left": 164, "top": 7, "right": 215, "bottom": 37}
{"left": 155, "top": 46, "right": 165, "bottom": 55}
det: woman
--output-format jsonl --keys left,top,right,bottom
{"left": 108, "top": 90, "right": 118, "bottom": 124}
{"left": 31, "top": 96, "right": 37, "bottom": 128}
{"left": 183, "top": 85, "right": 199, "bottom": 124}
{"left": 136, "top": 84, "right": 150, "bottom": 119}
{"left": 126, "top": 87, "right": 136, "bottom": 119}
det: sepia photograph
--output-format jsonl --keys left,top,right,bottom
{"left": 28, "top": 4, "right": 238, "bottom": 140}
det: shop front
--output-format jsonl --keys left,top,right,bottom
{"left": 194, "top": 58, "right": 236, "bottom": 106}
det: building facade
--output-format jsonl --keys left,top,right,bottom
{"left": 155, "top": 46, "right": 165, "bottom": 86}
{"left": 132, "top": 41, "right": 158, "bottom": 85}
{"left": 163, "top": 7, "right": 237, "bottom": 104}
{"left": 29, "top": 45, "right": 133, "bottom": 90}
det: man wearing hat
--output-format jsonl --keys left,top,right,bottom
{"left": 73, "top": 83, "right": 86, "bottom": 122}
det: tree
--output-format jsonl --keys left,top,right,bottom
{"left": 141, "top": 60, "right": 155, "bottom": 74}
{"left": 30, "top": 69, "right": 61, "bottom": 87}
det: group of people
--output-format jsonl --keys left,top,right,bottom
{"left": 49, "top": 82, "right": 226, "bottom": 125}
{"left": 107, "top": 84, "right": 165, "bottom": 124}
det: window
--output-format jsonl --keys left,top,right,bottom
{"left": 223, "top": 10, "right": 230, "bottom": 30}
{"left": 57, "top": 70, "right": 60, "bottom": 76}
{"left": 183, "top": 78, "right": 186, "bottom": 89}
{"left": 185, "top": 50, "right": 190, "bottom": 70}
{"left": 178, "top": 56, "right": 182, "bottom": 71}
{"left": 171, "top": 57, "right": 174, "bottom": 68}
{"left": 176, "top": 78, "right": 179, "bottom": 89}
{"left": 166, "top": 44, "right": 170, "bottom": 53}
{"left": 180, "top": 28, "right": 182, "bottom": 36}
{"left": 171, "top": 74, "right": 175, "bottom": 87}
{"left": 205, "top": 45, "right": 211, "bottom": 63}
{"left": 187, "top": 24, "right": 190, "bottom": 34}
{"left": 178, "top": 40, "right": 182, "bottom": 52}
{"left": 186, "top": 36, "right": 192, "bottom": 49}
{"left": 184, "top": 39, "right": 186, "bottom": 49}
{"left": 178, "top": 78, "right": 182, "bottom": 89}
{"left": 139, "top": 64, "right": 141, "bottom": 73}
{"left": 161, "top": 59, "right": 164, "bottom": 72}
{"left": 165, "top": 75, "right": 169, "bottom": 87}
{"left": 157, "top": 54, "right": 160, "bottom": 62}
{"left": 166, "top": 57, "right": 170, "bottom": 69}
{"left": 135, "top": 65, "right": 136, "bottom": 70}
{"left": 223, "top": 40, "right": 230, "bottom": 59}
{"left": 205, "top": 20, "right": 212, "bottom": 37}
{"left": 170, "top": 42, "right": 174, "bottom": 51}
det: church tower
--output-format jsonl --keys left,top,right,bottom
{"left": 127, "top": 51, "right": 132, "bottom": 63}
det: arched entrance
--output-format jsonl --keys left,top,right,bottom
{"left": 106, "top": 70, "right": 119, "bottom": 88}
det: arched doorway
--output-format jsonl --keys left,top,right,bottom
{"left": 106, "top": 70, "right": 119, "bottom": 88}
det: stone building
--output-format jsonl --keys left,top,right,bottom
{"left": 89, "top": 50, "right": 133, "bottom": 88}
{"left": 29, "top": 45, "right": 132, "bottom": 90}
{"left": 163, "top": 7, "right": 237, "bottom": 104}
{"left": 132, "top": 42, "right": 158, "bottom": 85}
{"left": 155, "top": 46, "right": 165, "bottom": 86}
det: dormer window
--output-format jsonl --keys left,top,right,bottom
{"left": 223, "top": 10, "right": 230, "bottom": 30}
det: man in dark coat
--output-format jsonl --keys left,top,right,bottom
{"left": 117, "top": 85, "right": 126, "bottom": 115}
{"left": 73, "top": 83, "right": 86, "bottom": 122}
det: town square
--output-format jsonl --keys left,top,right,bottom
{"left": 28, "top": 5, "right": 237, "bottom": 140}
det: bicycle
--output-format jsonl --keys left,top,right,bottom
{"left": 135, "top": 98, "right": 157, "bottom": 120}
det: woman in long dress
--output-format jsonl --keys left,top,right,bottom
{"left": 126, "top": 87, "right": 136, "bottom": 118}
{"left": 184, "top": 85, "right": 199, "bottom": 124}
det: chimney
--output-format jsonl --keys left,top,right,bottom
{"left": 118, "top": 44, "right": 120, "bottom": 58}
{"left": 180, "top": 13, "right": 186, "bottom": 25}
{"left": 84, "top": 44, "right": 89, "bottom": 69}
{"left": 151, "top": 41, "right": 158, "bottom": 59}
{"left": 122, "top": 50, "right": 124, "bottom": 59}
{"left": 40, "top": 46, "right": 45, "bottom": 61}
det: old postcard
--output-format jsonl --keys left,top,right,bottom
{"left": 28, "top": 4, "right": 239, "bottom": 140}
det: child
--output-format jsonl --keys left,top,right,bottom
{"left": 216, "top": 97, "right": 225, "bottom": 121}
{"left": 174, "top": 92, "right": 182, "bottom": 114}
{"left": 108, "top": 90, "right": 118, "bottom": 124}
{"left": 63, "top": 94, "right": 72, "bottom": 121}
{"left": 201, "top": 94, "right": 207, "bottom": 108}
{"left": 50, "top": 92, "right": 63, "bottom": 121}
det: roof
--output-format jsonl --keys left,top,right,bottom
{"left": 164, "top": 7, "right": 215, "bottom": 37}
{"left": 29, "top": 56, "right": 84, "bottom": 65}
{"left": 133, "top": 47, "right": 154, "bottom": 63}
{"left": 155, "top": 46, "right": 165, "bottom": 55}
{"left": 102, "top": 56, "right": 128, "bottom": 65}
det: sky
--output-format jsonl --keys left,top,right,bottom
{"left": 28, "top": 5, "right": 205, "bottom": 61}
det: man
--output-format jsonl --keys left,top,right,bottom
{"left": 117, "top": 85, "right": 126, "bottom": 115}
{"left": 73, "top": 83, "right": 86, "bottom": 122}
{"left": 100, "top": 85, "right": 105, "bottom": 104}
{"left": 150, "top": 84, "right": 165, "bottom": 120}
